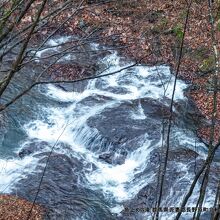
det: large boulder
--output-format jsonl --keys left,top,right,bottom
{"left": 86, "top": 96, "right": 203, "bottom": 167}
{"left": 87, "top": 98, "right": 167, "bottom": 148}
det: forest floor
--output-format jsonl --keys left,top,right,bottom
{"left": 0, "top": 195, "right": 44, "bottom": 220}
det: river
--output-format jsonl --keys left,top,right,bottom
{"left": 0, "top": 36, "right": 217, "bottom": 220}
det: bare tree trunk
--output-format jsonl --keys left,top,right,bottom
{"left": 192, "top": 0, "right": 219, "bottom": 218}
{"left": 175, "top": 1, "right": 220, "bottom": 219}
{"left": 0, "top": 0, "right": 47, "bottom": 98}
{"left": 154, "top": 1, "right": 192, "bottom": 219}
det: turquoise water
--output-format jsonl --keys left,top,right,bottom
{"left": 0, "top": 73, "right": 57, "bottom": 158}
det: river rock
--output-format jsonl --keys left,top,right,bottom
{"left": 56, "top": 80, "right": 89, "bottom": 92}
{"left": 18, "top": 140, "right": 50, "bottom": 158}
{"left": 87, "top": 98, "right": 164, "bottom": 149}
{"left": 12, "top": 152, "right": 114, "bottom": 220}
{"left": 173, "top": 98, "right": 205, "bottom": 130}
{"left": 118, "top": 147, "right": 203, "bottom": 220}
{"left": 98, "top": 149, "right": 127, "bottom": 165}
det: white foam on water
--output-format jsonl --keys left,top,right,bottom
{"left": 46, "top": 85, "right": 79, "bottom": 102}
{"left": 110, "top": 205, "right": 124, "bottom": 214}
{"left": 86, "top": 139, "right": 156, "bottom": 202}
{"left": 137, "top": 65, "right": 187, "bottom": 100}
{"left": 1, "top": 38, "right": 212, "bottom": 219}
{"left": 25, "top": 49, "right": 195, "bottom": 207}
{"left": 90, "top": 43, "right": 100, "bottom": 51}
{"left": 0, "top": 156, "right": 38, "bottom": 193}
{"left": 92, "top": 52, "right": 188, "bottom": 102}
{"left": 131, "top": 101, "right": 146, "bottom": 120}
{"left": 174, "top": 130, "right": 208, "bottom": 158}
{"left": 34, "top": 36, "right": 72, "bottom": 61}
{"left": 88, "top": 159, "right": 138, "bottom": 198}
{"left": 47, "top": 36, "right": 71, "bottom": 47}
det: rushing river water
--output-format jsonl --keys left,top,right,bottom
{"left": 0, "top": 37, "right": 218, "bottom": 220}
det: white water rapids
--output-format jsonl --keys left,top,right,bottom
{"left": 0, "top": 37, "right": 216, "bottom": 219}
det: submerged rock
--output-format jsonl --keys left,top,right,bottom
{"left": 87, "top": 96, "right": 201, "bottom": 152}
{"left": 87, "top": 98, "right": 163, "bottom": 147}
{"left": 18, "top": 140, "right": 50, "bottom": 158}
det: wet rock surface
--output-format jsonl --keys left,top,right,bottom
{"left": 87, "top": 98, "right": 164, "bottom": 145}
{"left": 12, "top": 151, "right": 114, "bottom": 220}
{"left": 18, "top": 140, "right": 50, "bottom": 158}
{"left": 118, "top": 147, "right": 203, "bottom": 220}
{"left": 2, "top": 39, "right": 217, "bottom": 220}
{"left": 85, "top": 95, "right": 214, "bottom": 220}
{"left": 87, "top": 96, "right": 202, "bottom": 149}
